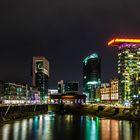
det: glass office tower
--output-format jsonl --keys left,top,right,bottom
{"left": 32, "top": 56, "right": 49, "bottom": 100}
{"left": 83, "top": 53, "right": 101, "bottom": 101}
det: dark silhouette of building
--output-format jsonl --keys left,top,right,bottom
{"left": 83, "top": 53, "right": 101, "bottom": 101}
{"left": 64, "top": 81, "right": 79, "bottom": 93}
{"left": 58, "top": 80, "right": 79, "bottom": 94}
{"left": 58, "top": 80, "right": 64, "bottom": 94}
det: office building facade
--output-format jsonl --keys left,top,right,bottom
{"left": 110, "top": 78, "right": 119, "bottom": 102}
{"left": 100, "top": 83, "right": 110, "bottom": 103}
{"left": 83, "top": 53, "right": 101, "bottom": 101}
{"left": 32, "top": 56, "right": 49, "bottom": 100}
{"left": 108, "top": 38, "right": 140, "bottom": 103}
{"left": 130, "top": 72, "right": 140, "bottom": 105}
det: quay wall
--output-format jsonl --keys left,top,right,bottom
{"left": 48, "top": 104, "right": 140, "bottom": 120}
{"left": 0, "top": 104, "right": 48, "bottom": 123}
{"left": 0, "top": 104, "right": 139, "bottom": 122}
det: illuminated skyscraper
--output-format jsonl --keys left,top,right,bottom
{"left": 32, "top": 56, "right": 49, "bottom": 100}
{"left": 129, "top": 73, "right": 140, "bottom": 107}
{"left": 108, "top": 38, "right": 140, "bottom": 103}
{"left": 83, "top": 53, "right": 101, "bottom": 101}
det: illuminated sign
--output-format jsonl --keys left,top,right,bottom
{"left": 36, "top": 61, "right": 43, "bottom": 72}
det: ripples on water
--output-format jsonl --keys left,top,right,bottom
{"left": 0, "top": 113, "right": 140, "bottom": 140}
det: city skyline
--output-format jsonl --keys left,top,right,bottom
{"left": 1, "top": 0, "right": 140, "bottom": 89}
{"left": 0, "top": 1, "right": 140, "bottom": 139}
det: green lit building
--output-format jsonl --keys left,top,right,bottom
{"left": 83, "top": 53, "right": 101, "bottom": 101}
{"left": 32, "top": 56, "right": 49, "bottom": 100}
{"left": 108, "top": 38, "right": 140, "bottom": 104}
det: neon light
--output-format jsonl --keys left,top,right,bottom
{"left": 108, "top": 38, "right": 140, "bottom": 46}
{"left": 87, "top": 81, "right": 98, "bottom": 85}
{"left": 108, "top": 39, "right": 115, "bottom": 46}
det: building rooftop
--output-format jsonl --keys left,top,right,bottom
{"left": 108, "top": 38, "right": 140, "bottom": 46}
{"left": 83, "top": 53, "right": 99, "bottom": 64}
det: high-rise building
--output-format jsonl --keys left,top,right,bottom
{"left": 32, "top": 56, "right": 49, "bottom": 100}
{"left": 108, "top": 38, "right": 140, "bottom": 103}
{"left": 130, "top": 72, "right": 140, "bottom": 105}
{"left": 83, "top": 53, "right": 101, "bottom": 101}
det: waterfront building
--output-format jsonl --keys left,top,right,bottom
{"left": 108, "top": 38, "right": 140, "bottom": 103}
{"left": 130, "top": 72, "right": 140, "bottom": 105}
{"left": 2, "top": 83, "right": 27, "bottom": 100}
{"left": 58, "top": 80, "right": 79, "bottom": 94}
{"left": 64, "top": 81, "right": 79, "bottom": 93}
{"left": 29, "top": 88, "right": 40, "bottom": 101}
{"left": 0, "top": 82, "right": 41, "bottom": 104}
{"left": 95, "top": 87, "right": 100, "bottom": 102}
{"left": 48, "top": 89, "right": 58, "bottom": 95}
{"left": 99, "top": 79, "right": 119, "bottom": 103}
{"left": 32, "top": 56, "right": 49, "bottom": 100}
{"left": 100, "top": 83, "right": 110, "bottom": 103}
{"left": 83, "top": 53, "right": 101, "bottom": 102}
{"left": 49, "top": 92, "right": 86, "bottom": 104}
{"left": 0, "top": 82, "right": 4, "bottom": 100}
{"left": 110, "top": 78, "right": 119, "bottom": 102}
{"left": 58, "top": 80, "right": 64, "bottom": 94}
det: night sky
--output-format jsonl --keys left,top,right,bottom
{"left": 0, "top": 0, "right": 140, "bottom": 89}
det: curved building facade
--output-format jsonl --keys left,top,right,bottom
{"left": 83, "top": 53, "right": 101, "bottom": 101}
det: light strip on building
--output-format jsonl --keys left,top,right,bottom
{"left": 108, "top": 38, "right": 140, "bottom": 46}
{"left": 87, "top": 81, "right": 98, "bottom": 85}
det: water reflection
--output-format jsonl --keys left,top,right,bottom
{"left": 21, "top": 120, "right": 27, "bottom": 140}
{"left": 100, "top": 119, "right": 119, "bottom": 140}
{"left": 2, "top": 124, "right": 11, "bottom": 140}
{"left": 13, "top": 122, "right": 20, "bottom": 140}
{"left": 0, "top": 114, "right": 140, "bottom": 140}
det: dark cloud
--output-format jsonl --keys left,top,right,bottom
{"left": 0, "top": 0, "right": 140, "bottom": 89}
